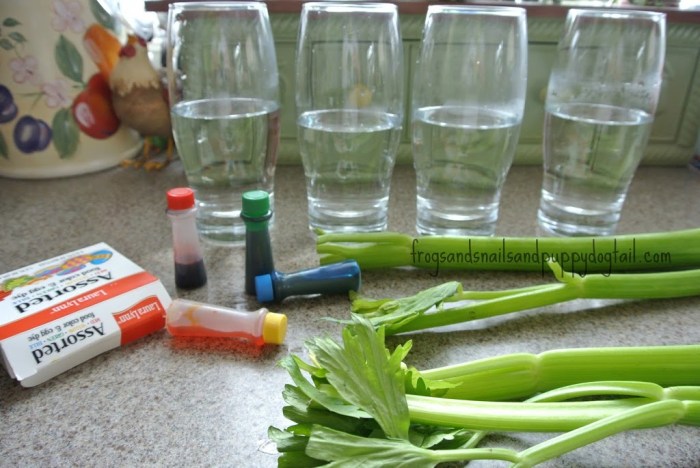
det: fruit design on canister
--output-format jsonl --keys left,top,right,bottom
{"left": 0, "top": 84, "right": 18, "bottom": 124}
{"left": 71, "top": 72, "right": 120, "bottom": 139}
{"left": 0, "top": 0, "right": 124, "bottom": 159}
{"left": 82, "top": 23, "right": 122, "bottom": 82}
{"left": 0, "top": 81, "right": 53, "bottom": 156}
{"left": 13, "top": 115, "right": 52, "bottom": 153}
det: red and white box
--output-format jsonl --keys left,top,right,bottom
{"left": 0, "top": 243, "right": 171, "bottom": 387}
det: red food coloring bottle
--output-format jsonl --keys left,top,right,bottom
{"left": 166, "top": 187, "right": 207, "bottom": 289}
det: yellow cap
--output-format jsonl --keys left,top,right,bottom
{"left": 262, "top": 312, "right": 287, "bottom": 345}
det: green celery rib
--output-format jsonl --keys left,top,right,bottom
{"left": 681, "top": 400, "right": 700, "bottom": 426}
{"left": 383, "top": 265, "right": 700, "bottom": 335}
{"left": 419, "top": 345, "right": 700, "bottom": 401}
{"left": 407, "top": 393, "right": 700, "bottom": 433}
{"left": 439, "top": 383, "right": 700, "bottom": 463}
{"left": 537, "top": 346, "right": 700, "bottom": 393}
{"left": 317, "top": 227, "right": 700, "bottom": 273}
{"left": 430, "top": 447, "right": 520, "bottom": 464}
{"left": 388, "top": 282, "right": 575, "bottom": 334}
{"left": 449, "top": 283, "right": 550, "bottom": 301}
{"left": 515, "top": 399, "right": 689, "bottom": 467}
{"left": 564, "top": 267, "right": 700, "bottom": 299}
{"left": 406, "top": 395, "right": 667, "bottom": 432}
{"left": 317, "top": 231, "right": 413, "bottom": 268}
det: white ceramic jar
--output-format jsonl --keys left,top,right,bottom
{"left": 0, "top": 0, "right": 142, "bottom": 179}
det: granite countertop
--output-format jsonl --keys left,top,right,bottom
{"left": 1, "top": 162, "right": 699, "bottom": 467}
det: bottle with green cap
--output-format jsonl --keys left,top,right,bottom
{"left": 165, "top": 298, "right": 287, "bottom": 346}
{"left": 241, "top": 190, "right": 275, "bottom": 295}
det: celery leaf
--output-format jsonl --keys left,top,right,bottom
{"left": 306, "top": 316, "right": 412, "bottom": 440}
{"left": 306, "top": 425, "right": 438, "bottom": 468}
{"left": 279, "top": 355, "right": 369, "bottom": 419}
{"left": 351, "top": 282, "right": 462, "bottom": 332}
{"left": 409, "top": 424, "right": 476, "bottom": 450}
{"left": 282, "top": 404, "right": 375, "bottom": 435}
{"left": 268, "top": 425, "right": 309, "bottom": 453}
{"left": 404, "top": 366, "right": 457, "bottom": 397}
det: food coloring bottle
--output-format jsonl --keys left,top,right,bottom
{"left": 241, "top": 190, "right": 274, "bottom": 295}
{"left": 165, "top": 298, "right": 287, "bottom": 346}
{"left": 166, "top": 187, "right": 207, "bottom": 289}
{"left": 255, "top": 260, "right": 361, "bottom": 303}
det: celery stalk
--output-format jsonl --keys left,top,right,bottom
{"left": 408, "top": 382, "right": 700, "bottom": 433}
{"left": 406, "top": 395, "right": 659, "bottom": 432}
{"left": 316, "top": 227, "right": 700, "bottom": 274}
{"left": 270, "top": 317, "right": 700, "bottom": 467}
{"left": 419, "top": 345, "right": 700, "bottom": 401}
{"left": 301, "top": 398, "right": 700, "bottom": 467}
{"left": 351, "top": 261, "right": 700, "bottom": 335}
{"left": 454, "top": 381, "right": 694, "bottom": 453}
{"left": 514, "top": 400, "right": 690, "bottom": 467}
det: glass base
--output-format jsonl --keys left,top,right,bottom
{"left": 537, "top": 200, "right": 620, "bottom": 237}
{"left": 416, "top": 196, "right": 498, "bottom": 237}
{"left": 307, "top": 198, "right": 388, "bottom": 233}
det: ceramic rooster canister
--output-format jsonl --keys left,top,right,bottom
{"left": 109, "top": 35, "right": 173, "bottom": 170}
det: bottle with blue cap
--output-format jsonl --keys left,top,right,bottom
{"left": 241, "top": 190, "right": 274, "bottom": 295}
{"left": 255, "top": 260, "right": 361, "bottom": 303}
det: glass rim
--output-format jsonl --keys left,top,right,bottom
{"left": 567, "top": 8, "right": 665, "bottom": 21}
{"left": 427, "top": 5, "right": 526, "bottom": 17}
{"left": 302, "top": 2, "right": 398, "bottom": 13}
{"left": 169, "top": 1, "right": 268, "bottom": 12}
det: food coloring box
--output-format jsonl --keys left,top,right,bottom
{"left": 0, "top": 243, "right": 171, "bottom": 387}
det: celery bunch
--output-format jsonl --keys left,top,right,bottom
{"left": 350, "top": 260, "right": 700, "bottom": 335}
{"left": 269, "top": 317, "right": 700, "bottom": 467}
{"left": 316, "top": 228, "right": 700, "bottom": 274}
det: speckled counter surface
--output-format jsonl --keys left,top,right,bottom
{"left": 1, "top": 162, "right": 699, "bottom": 467}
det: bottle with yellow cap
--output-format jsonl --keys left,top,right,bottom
{"left": 164, "top": 298, "right": 287, "bottom": 346}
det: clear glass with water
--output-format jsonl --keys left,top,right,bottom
{"left": 298, "top": 109, "right": 401, "bottom": 232}
{"left": 171, "top": 98, "right": 279, "bottom": 242}
{"left": 538, "top": 103, "right": 654, "bottom": 235}
{"left": 167, "top": 2, "right": 280, "bottom": 243}
{"left": 411, "top": 6, "right": 527, "bottom": 236}
{"left": 537, "top": 9, "right": 666, "bottom": 236}
{"left": 413, "top": 106, "right": 521, "bottom": 236}
{"left": 295, "top": 3, "right": 404, "bottom": 232}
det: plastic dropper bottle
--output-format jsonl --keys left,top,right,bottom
{"left": 241, "top": 190, "right": 274, "bottom": 295}
{"left": 166, "top": 187, "right": 207, "bottom": 289}
{"left": 255, "top": 260, "right": 361, "bottom": 303}
{"left": 165, "top": 298, "right": 287, "bottom": 346}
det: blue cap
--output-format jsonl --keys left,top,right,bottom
{"left": 255, "top": 273, "right": 275, "bottom": 303}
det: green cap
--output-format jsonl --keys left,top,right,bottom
{"left": 241, "top": 190, "right": 270, "bottom": 218}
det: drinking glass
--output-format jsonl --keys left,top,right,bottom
{"left": 412, "top": 6, "right": 527, "bottom": 237}
{"left": 537, "top": 9, "right": 665, "bottom": 236}
{"left": 295, "top": 2, "right": 404, "bottom": 233}
{"left": 167, "top": 2, "right": 280, "bottom": 243}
